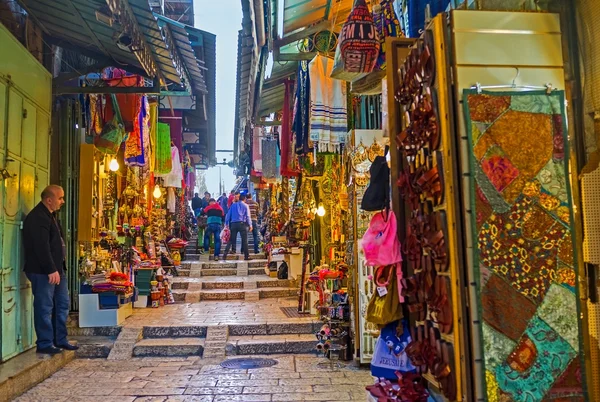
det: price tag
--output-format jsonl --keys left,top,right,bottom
{"left": 377, "top": 286, "right": 388, "bottom": 297}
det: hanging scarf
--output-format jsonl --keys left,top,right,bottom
{"left": 281, "top": 79, "right": 297, "bottom": 177}
{"left": 293, "top": 61, "right": 311, "bottom": 155}
{"left": 155, "top": 123, "right": 172, "bottom": 175}
{"left": 148, "top": 100, "right": 158, "bottom": 172}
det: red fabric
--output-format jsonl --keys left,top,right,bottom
{"left": 280, "top": 80, "right": 297, "bottom": 177}
{"left": 227, "top": 194, "right": 235, "bottom": 207}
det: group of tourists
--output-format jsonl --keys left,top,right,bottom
{"left": 190, "top": 190, "right": 260, "bottom": 261}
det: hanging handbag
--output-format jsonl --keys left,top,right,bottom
{"left": 361, "top": 151, "right": 390, "bottom": 211}
{"left": 372, "top": 0, "right": 404, "bottom": 71}
{"left": 94, "top": 94, "right": 126, "bottom": 155}
{"left": 339, "top": 0, "right": 380, "bottom": 73}
{"left": 366, "top": 264, "right": 403, "bottom": 326}
{"left": 370, "top": 319, "right": 416, "bottom": 379}
{"left": 360, "top": 210, "right": 402, "bottom": 266}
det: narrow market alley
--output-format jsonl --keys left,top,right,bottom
{"left": 13, "top": 237, "right": 374, "bottom": 402}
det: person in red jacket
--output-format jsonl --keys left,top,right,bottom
{"left": 227, "top": 190, "right": 239, "bottom": 208}
{"left": 203, "top": 199, "right": 225, "bottom": 258}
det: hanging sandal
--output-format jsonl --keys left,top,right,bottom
{"left": 430, "top": 275, "right": 453, "bottom": 335}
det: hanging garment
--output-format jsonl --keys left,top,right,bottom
{"left": 280, "top": 80, "right": 297, "bottom": 176}
{"left": 373, "top": 0, "right": 403, "bottom": 71}
{"left": 167, "top": 187, "right": 176, "bottom": 213}
{"left": 155, "top": 123, "right": 173, "bottom": 175}
{"left": 309, "top": 55, "right": 348, "bottom": 153}
{"left": 163, "top": 146, "right": 183, "bottom": 188}
{"left": 125, "top": 96, "right": 150, "bottom": 167}
{"left": 262, "top": 138, "right": 278, "bottom": 179}
{"left": 293, "top": 61, "right": 311, "bottom": 155}
{"left": 148, "top": 101, "right": 158, "bottom": 172}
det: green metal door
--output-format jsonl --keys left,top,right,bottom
{"left": 0, "top": 24, "right": 52, "bottom": 361}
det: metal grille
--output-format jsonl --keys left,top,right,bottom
{"left": 220, "top": 358, "right": 278, "bottom": 369}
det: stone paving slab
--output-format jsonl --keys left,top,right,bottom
{"left": 132, "top": 338, "right": 205, "bottom": 358}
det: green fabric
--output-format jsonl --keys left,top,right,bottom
{"left": 155, "top": 122, "right": 172, "bottom": 175}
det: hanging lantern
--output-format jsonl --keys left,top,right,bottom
{"left": 338, "top": 0, "right": 380, "bottom": 74}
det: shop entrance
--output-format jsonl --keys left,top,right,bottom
{"left": 0, "top": 25, "right": 51, "bottom": 361}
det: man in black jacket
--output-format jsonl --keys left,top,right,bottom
{"left": 23, "top": 185, "right": 78, "bottom": 354}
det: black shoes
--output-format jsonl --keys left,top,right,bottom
{"left": 56, "top": 343, "right": 79, "bottom": 351}
{"left": 36, "top": 346, "right": 62, "bottom": 355}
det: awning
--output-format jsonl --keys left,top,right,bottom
{"left": 154, "top": 14, "right": 208, "bottom": 94}
{"left": 258, "top": 61, "right": 297, "bottom": 117}
{"left": 17, "top": 0, "right": 183, "bottom": 86}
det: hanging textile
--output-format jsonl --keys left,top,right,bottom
{"left": 463, "top": 90, "right": 585, "bottom": 401}
{"left": 148, "top": 101, "right": 158, "bottom": 172}
{"left": 155, "top": 123, "right": 173, "bottom": 175}
{"left": 167, "top": 187, "right": 176, "bottom": 213}
{"left": 293, "top": 61, "right": 311, "bottom": 155}
{"left": 309, "top": 55, "right": 348, "bottom": 153}
{"left": 373, "top": 0, "right": 403, "bottom": 71}
{"left": 163, "top": 146, "right": 183, "bottom": 188}
{"left": 262, "top": 137, "right": 279, "bottom": 179}
{"left": 252, "top": 126, "right": 263, "bottom": 174}
{"left": 125, "top": 96, "right": 150, "bottom": 167}
{"left": 280, "top": 80, "right": 297, "bottom": 177}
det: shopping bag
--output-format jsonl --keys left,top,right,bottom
{"left": 220, "top": 226, "right": 231, "bottom": 244}
{"left": 371, "top": 320, "right": 416, "bottom": 379}
{"left": 95, "top": 94, "right": 126, "bottom": 155}
{"left": 366, "top": 264, "right": 403, "bottom": 326}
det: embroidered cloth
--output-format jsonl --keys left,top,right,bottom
{"left": 463, "top": 90, "right": 585, "bottom": 402}
{"left": 155, "top": 123, "right": 172, "bottom": 175}
{"left": 308, "top": 55, "right": 348, "bottom": 152}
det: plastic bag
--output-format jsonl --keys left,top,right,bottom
{"left": 220, "top": 226, "right": 231, "bottom": 244}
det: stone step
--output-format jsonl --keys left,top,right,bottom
{"left": 228, "top": 322, "right": 319, "bottom": 336}
{"left": 225, "top": 334, "right": 316, "bottom": 356}
{"left": 172, "top": 287, "right": 297, "bottom": 302}
{"left": 209, "top": 254, "right": 266, "bottom": 261}
{"left": 142, "top": 325, "right": 207, "bottom": 339}
{"left": 171, "top": 276, "right": 294, "bottom": 291}
{"left": 70, "top": 336, "right": 116, "bottom": 359}
{"left": 199, "top": 267, "right": 266, "bottom": 277}
{"left": 201, "top": 260, "right": 267, "bottom": 269}
{"left": 132, "top": 338, "right": 205, "bottom": 357}
{"left": 0, "top": 348, "right": 75, "bottom": 402}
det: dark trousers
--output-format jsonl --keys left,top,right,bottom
{"left": 204, "top": 223, "right": 222, "bottom": 257}
{"left": 251, "top": 220, "right": 259, "bottom": 254}
{"left": 224, "top": 222, "right": 249, "bottom": 259}
{"left": 26, "top": 272, "right": 69, "bottom": 349}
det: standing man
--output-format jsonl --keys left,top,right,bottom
{"left": 200, "top": 192, "right": 211, "bottom": 211}
{"left": 203, "top": 198, "right": 224, "bottom": 259}
{"left": 191, "top": 192, "right": 202, "bottom": 215}
{"left": 23, "top": 185, "right": 78, "bottom": 354}
{"left": 223, "top": 193, "right": 252, "bottom": 261}
{"left": 244, "top": 193, "right": 260, "bottom": 254}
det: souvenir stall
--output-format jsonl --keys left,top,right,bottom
{"left": 364, "top": 7, "right": 589, "bottom": 402}
{"left": 74, "top": 73, "right": 187, "bottom": 327}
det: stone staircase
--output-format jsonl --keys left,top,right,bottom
{"left": 170, "top": 276, "right": 297, "bottom": 303}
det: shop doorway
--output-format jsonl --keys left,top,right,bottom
{"left": 0, "top": 26, "right": 52, "bottom": 362}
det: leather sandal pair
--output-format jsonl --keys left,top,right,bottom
{"left": 423, "top": 210, "right": 449, "bottom": 273}
{"left": 429, "top": 275, "right": 453, "bottom": 334}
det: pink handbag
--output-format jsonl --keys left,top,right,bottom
{"left": 360, "top": 210, "right": 402, "bottom": 266}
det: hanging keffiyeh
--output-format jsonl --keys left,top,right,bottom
{"left": 309, "top": 55, "right": 348, "bottom": 153}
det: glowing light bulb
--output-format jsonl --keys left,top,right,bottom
{"left": 153, "top": 184, "right": 162, "bottom": 199}
{"left": 317, "top": 205, "right": 326, "bottom": 217}
{"left": 109, "top": 158, "right": 119, "bottom": 172}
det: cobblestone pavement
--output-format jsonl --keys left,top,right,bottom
{"left": 15, "top": 355, "right": 372, "bottom": 402}
{"left": 122, "top": 298, "right": 316, "bottom": 327}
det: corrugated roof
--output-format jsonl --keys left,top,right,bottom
{"left": 154, "top": 14, "right": 207, "bottom": 94}
{"left": 258, "top": 61, "right": 297, "bottom": 116}
{"left": 282, "top": 0, "right": 352, "bottom": 36}
{"left": 18, "top": 0, "right": 183, "bottom": 85}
